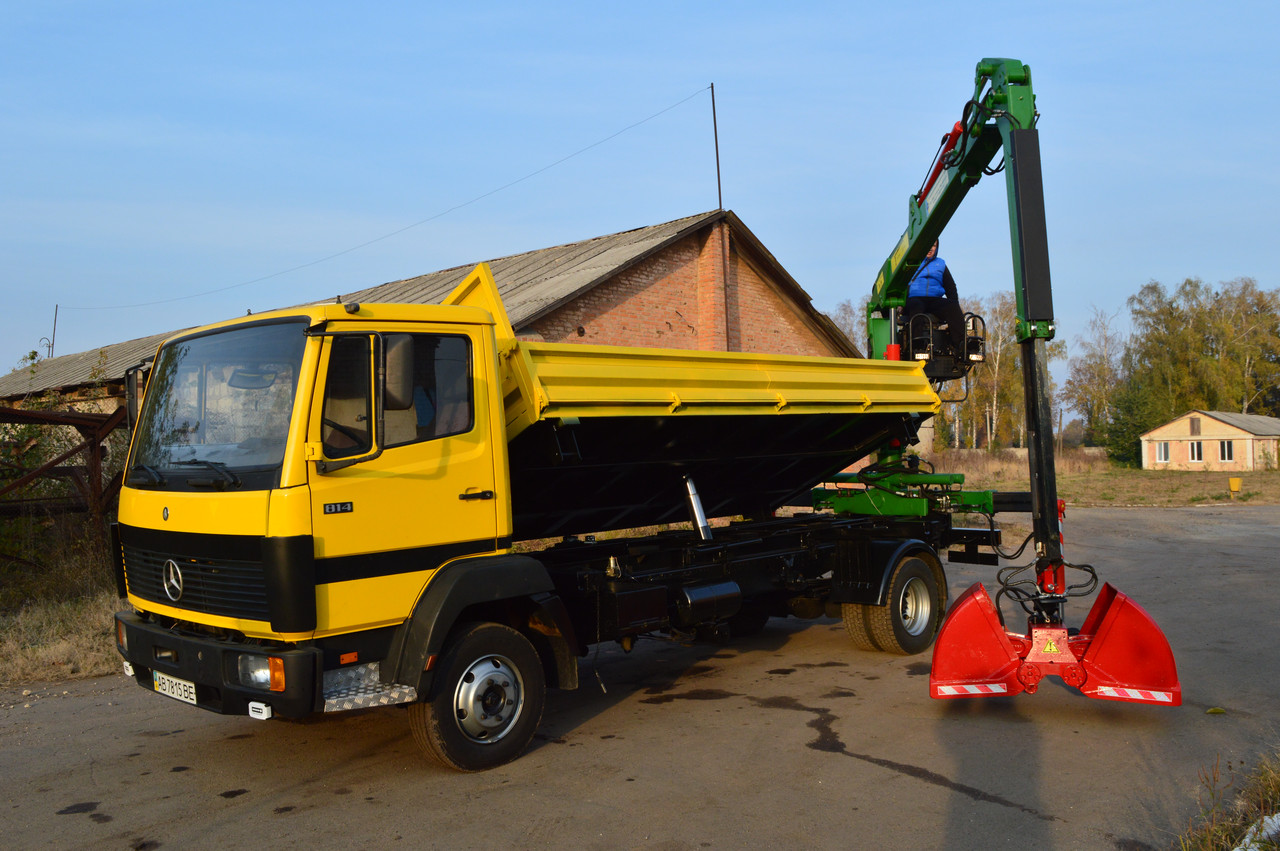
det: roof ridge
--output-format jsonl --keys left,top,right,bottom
{"left": 491, "top": 210, "right": 720, "bottom": 262}
{"left": 365, "top": 210, "right": 723, "bottom": 292}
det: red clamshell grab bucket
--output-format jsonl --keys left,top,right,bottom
{"left": 929, "top": 583, "right": 1027, "bottom": 698}
{"left": 929, "top": 582, "right": 1181, "bottom": 706}
{"left": 1074, "top": 583, "right": 1181, "bottom": 705}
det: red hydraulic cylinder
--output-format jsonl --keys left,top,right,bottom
{"left": 917, "top": 122, "right": 965, "bottom": 208}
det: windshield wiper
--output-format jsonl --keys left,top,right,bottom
{"left": 172, "top": 459, "right": 242, "bottom": 488}
{"left": 127, "top": 464, "right": 167, "bottom": 486}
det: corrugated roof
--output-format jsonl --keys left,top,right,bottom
{"left": 337, "top": 210, "right": 723, "bottom": 328}
{"left": 1199, "top": 410, "right": 1280, "bottom": 436}
{"left": 1, "top": 210, "right": 847, "bottom": 398}
{"left": 0, "top": 329, "right": 182, "bottom": 401}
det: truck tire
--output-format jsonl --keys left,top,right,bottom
{"left": 866, "top": 556, "right": 942, "bottom": 655}
{"left": 408, "top": 622, "right": 545, "bottom": 772}
{"left": 841, "top": 603, "right": 879, "bottom": 651}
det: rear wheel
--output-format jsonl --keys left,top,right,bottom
{"left": 841, "top": 603, "right": 878, "bottom": 651}
{"left": 408, "top": 622, "right": 545, "bottom": 772}
{"left": 866, "top": 556, "right": 943, "bottom": 655}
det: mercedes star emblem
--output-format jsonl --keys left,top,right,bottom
{"left": 162, "top": 559, "right": 184, "bottom": 602}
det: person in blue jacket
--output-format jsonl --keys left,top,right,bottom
{"left": 905, "top": 239, "right": 965, "bottom": 354}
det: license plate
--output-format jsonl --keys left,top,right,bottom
{"left": 153, "top": 670, "right": 197, "bottom": 705}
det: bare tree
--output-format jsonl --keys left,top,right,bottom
{"left": 1062, "top": 306, "right": 1125, "bottom": 445}
{"left": 977, "top": 292, "right": 1020, "bottom": 447}
{"left": 827, "top": 295, "right": 870, "bottom": 356}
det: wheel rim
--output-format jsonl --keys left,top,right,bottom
{"left": 453, "top": 654, "right": 525, "bottom": 744}
{"left": 899, "top": 576, "right": 933, "bottom": 636}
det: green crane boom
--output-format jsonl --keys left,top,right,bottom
{"left": 865, "top": 58, "right": 1181, "bottom": 706}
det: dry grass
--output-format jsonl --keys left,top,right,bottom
{"left": 0, "top": 515, "right": 121, "bottom": 687}
{"left": 932, "top": 448, "right": 1280, "bottom": 508}
{"left": 0, "top": 529, "right": 113, "bottom": 612}
{"left": 0, "top": 589, "right": 121, "bottom": 687}
{"left": 1176, "top": 750, "right": 1280, "bottom": 850}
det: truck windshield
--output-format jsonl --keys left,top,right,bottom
{"left": 129, "top": 320, "right": 307, "bottom": 491}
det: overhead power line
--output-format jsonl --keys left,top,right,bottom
{"left": 65, "top": 86, "right": 712, "bottom": 311}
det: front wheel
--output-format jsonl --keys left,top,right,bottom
{"left": 408, "top": 622, "right": 546, "bottom": 771}
{"left": 865, "top": 556, "right": 944, "bottom": 655}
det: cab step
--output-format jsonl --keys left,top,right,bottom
{"left": 322, "top": 662, "right": 417, "bottom": 712}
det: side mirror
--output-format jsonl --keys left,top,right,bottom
{"left": 125, "top": 359, "right": 153, "bottom": 430}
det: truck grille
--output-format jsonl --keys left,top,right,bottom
{"left": 123, "top": 544, "right": 270, "bottom": 622}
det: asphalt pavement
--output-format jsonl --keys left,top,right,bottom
{"left": 3, "top": 505, "right": 1277, "bottom": 850}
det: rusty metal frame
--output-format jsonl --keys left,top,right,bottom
{"left": 0, "top": 405, "right": 127, "bottom": 523}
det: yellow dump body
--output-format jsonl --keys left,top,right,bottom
{"left": 447, "top": 265, "right": 940, "bottom": 538}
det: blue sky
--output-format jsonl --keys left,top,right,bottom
{"left": 2, "top": 2, "right": 1275, "bottom": 386}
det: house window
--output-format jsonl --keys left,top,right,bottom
{"left": 1156, "top": 442, "right": 1169, "bottom": 463}
{"left": 1220, "top": 440, "right": 1234, "bottom": 462}
{"left": 1189, "top": 441, "right": 1203, "bottom": 462}
{"left": 1189, "top": 416, "right": 1201, "bottom": 436}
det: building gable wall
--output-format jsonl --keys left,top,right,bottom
{"left": 519, "top": 223, "right": 842, "bottom": 356}
{"left": 520, "top": 235, "right": 702, "bottom": 347}
{"left": 1144, "top": 413, "right": 1250, "bottom": 441}
{"left": 726, "top": 251, "right": 833, "bottom": 357}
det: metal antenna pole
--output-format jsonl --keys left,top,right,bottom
{"left": 711, "top": 83, "right": 723, "bottom": 210}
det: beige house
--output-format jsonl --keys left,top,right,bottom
{"left": 1140, "top": 411, "right": 1280, "bottom": 472}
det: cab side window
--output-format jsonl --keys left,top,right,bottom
{"left": 321, "top": 336, "right": 373, "bottom": 458}
{"left": 385, "top": 334, "right": 474, "bottom": 448}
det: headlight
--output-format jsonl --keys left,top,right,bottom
{"left": 237, "top": 655, "right": 285, "bottom": 692}
{"left": 116, "top": 620, "right": 128, "bottom": 653}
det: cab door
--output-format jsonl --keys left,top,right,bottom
{"left": 306, "top": 324, "right": 500, "bottom": 633}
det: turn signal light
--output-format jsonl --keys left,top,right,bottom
{"left": 269, "top": 657, "right": 285, "bottom": 693}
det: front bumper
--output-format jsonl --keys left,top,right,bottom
{"left": 115, "top": 611, "right": 321, "bottom": 718}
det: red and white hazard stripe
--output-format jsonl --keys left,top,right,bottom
{"left": 1094, "top": 686, "right": 1175, "bottom": 703}
{"left": 934, "top": 683, "right": 1008, "bottom": 696}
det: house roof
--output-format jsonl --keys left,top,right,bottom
{"left": 1197, "top": 410, "right": 1280, "bottom": 436}
{"left": 0, "top": 329, "right": 183, "bottom": 403}
{"left": 1142, "top": 410, "right": 1280, "bottom": 439}
{"left": 0, "top": 209, "right": 854, "bottom": 399}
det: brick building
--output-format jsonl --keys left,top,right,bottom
{"left": 1139, "top": 410, "right": 1280, "bottom": 472}
{"left": 342, "top": 209, "right": 855, "bottom": 357}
